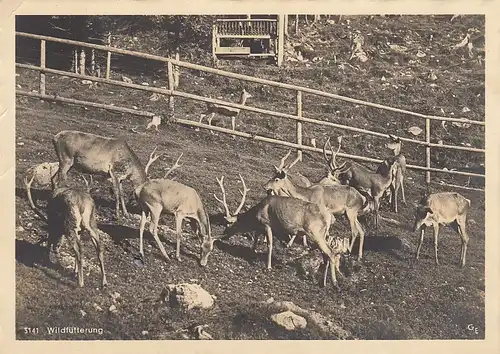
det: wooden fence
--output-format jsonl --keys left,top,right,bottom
{"left": 15, "top": 31, "right": 486, "bottom": 191}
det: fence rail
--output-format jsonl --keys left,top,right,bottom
{"left": 15, "top": 31, "right": 485, "bottom": 189}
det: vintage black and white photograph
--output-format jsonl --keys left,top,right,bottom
{"left": 13, "top": 13, "right": 486, "bottom": 340}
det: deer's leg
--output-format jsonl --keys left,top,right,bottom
{"left": 433, "top": 223, "right": 440, "bottom": 265}
{"left": 400, "top": 178, "right": 406, "bottom": 206}
{"left": 373, "top": 197, "right": 380, "bottom": 230}
{"left": 286, "top": 234, "right": 296, "bottom": 248}
{"left": 251, "top": 233, "right": 260, "bottom": 252}
{"left": 355, "top": 217, "right": 365, "bottom": 261}
{"left": 70, "top": 231, "right": 84, "bottom": 287}
{"left": 175, "top": 213, "right": 184, "bottom": 262}
{"left": 139, "top": 210, "right": 148, "bottom": 259}
{"left": 264, "top": 225, "right": 273, "bottom": 270}
{"left": 346, "top": 211, "right": 358, "bottom": 254}
{"left": 108, "top": 172, "right": 121, "bottom": 220}
{"left": 150, "top": 205, "right": 170, "bottom": 262}
{"left": 416, "top": 226, "right": 425, "bottom": 261}
{"left": 391, "top": 183, "right": 398, "bottom": 213}
{"left": 314, "top": 236, "right": 338, "bottom": 288}
{"left": 207, "top": 113, "right": 216, "bottom": 126}
{"left": 457, "top": 216, "right": 469, "bottom": 267}
{"left": 118, "top": 182, "right": 129, "bottom": 218}
{"left": 87, "top": 228, "right": 108, "bottom": 287}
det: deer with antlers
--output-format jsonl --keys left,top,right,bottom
{"left": 413, "top": 191, "right": 471, "bottom": 267}
{"left": 325, "top": 136, "right": 398, "bottom": 230}
{"left": 198, "top": 89, "right": 252, "bottom": 131}
{"left": 46, "top": 176, "right": 107, "bottom": 288}
{"left": 134, "top": 153, "right": 214, "bottom": 266}
{"left": 376, "top": 134, "right": 407, "bottom": 213}
{"left": 264, "top": 150, "right": 373, "bottom": 261}
{"left": 51, "top": 131, "right": 167, "bottom": 220}
{"left": 213, "top": 174, "right": 346, "bottom": 288}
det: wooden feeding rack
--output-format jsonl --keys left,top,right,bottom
{"left": 212, "top": 16, "right": 285, "bottom": 66}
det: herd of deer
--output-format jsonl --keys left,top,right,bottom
{"left": 21, "top": 128, "right": 472, "bottom": 290}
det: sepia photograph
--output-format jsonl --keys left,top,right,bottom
{"left": 10, "top": 10, "right": 491, "bottom": 343}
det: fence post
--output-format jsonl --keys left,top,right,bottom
{"left": 426, "top": 117, "right": 431, "bottom": 184}
{"left": 277, "top": 14, "right": 285, "bottom": 67}
{"left": 40, "top": 40, "right": 46, "bottom": 95}
{"left": 106, "top": 33, "right": 112, "bottom": 79}
{"left": 91, "top": 48, "right": 95, "bottom": 76}
{"left": 174, "top": 51, "right": 180, "bottom": 88}
{"left": 296, "top": 90, "right": 303, "bottom": 161}
{"left": 167, "top": 60, "right": 175, "bottom": 120}
{"left": 284, "top": 14, "right": 288, "bottom": 36}
{"left": 79, "top": 49, "right": 86, "bottom": 76}
{"left": 212, "top": 23, "right": 218, "bottom": 65}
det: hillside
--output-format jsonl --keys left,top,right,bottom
{"left": 15, "top": 15, "right": 485, "bottom": 340}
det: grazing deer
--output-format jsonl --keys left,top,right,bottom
{"left": 326, "top": 136, "right": 398, "bottom": 230}
{"left": 198, "top": 89, "right": 252, "bottom": 131}
{"left": 51, "top": 130, "right": 155, "bottom": 220}
{"left": 134, "top": 154, "right": 214, "bottom": 266}
{"left": 264, "top": 159, "right": 373, "bottom": 261}
{"left": 213, "top": 174, "right": 345, "bottom": 288}
{"left": 413, "top": 192, "right": 471, "bottom": 267}
{"left": 46, "top": 179, "right": 107, "bottom": 288}
{"left": 376, "top": 134, "right": 406, "bottom": 213}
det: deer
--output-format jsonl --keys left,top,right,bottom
{"left": 46, "top": 177, "right": 107, "bottom": 288}
{"left": 326, "top": 136, "right": 398, "bottom": 230}
{"left": 213, "top": 174, "right": 346, "bottom": 289}
{"left": 134, "top": 153, "right": 214, "bottom": 267}
{"left": 376, "top": 134, "right": 407, "bottom": 213}
{"left": 51, "top": 130, "right": 158, "bottom": 220}
{"left": 413, "top": 191, "right": 471, "bottom": 267}
{"left": 198, "top": 89, "right": 252, "bottom": 131}
{"left": 264, "top": 156, "right": 373, "bottom": 261}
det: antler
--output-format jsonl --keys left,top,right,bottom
{"left": 325, "top": 136, "right": 343, "bottom": 171}
{"left": 164, "top": 153, "right": 183, "bottom": 178}
{"left": 234, "top": 174, "right": 250, "bottom": 215}
{"left": 214, "top": 176, "right": 232, "bottom": 219}
{"left": 274, "top": 150, "right": 292, "bottom": 172}
{"left": 285, "top": 154, "right": 301, "bottom": 172}
{"left": 144, "top": 147, "right": 163, "bottom": 175}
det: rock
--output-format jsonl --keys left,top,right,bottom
{"left": 270, "top": 311, "right": 307, "bottom": 331}
{"left": 109, "top": 304, "right": 117, "bottom": 313}
{"left": 111, "top": 292, "right": 121, "bottom": 303}
{"left": 407, "top": 126, "right": 423, "bottom": 136}
{"left": 122, "top": 75, "right": 133, "bottom": 84}
{"left": 161, "top": 283, "right": 214, "bottom": 310}
{"left": 16, "top": 226, "right": 25, "bottom": 232}
{"left": 80, "top": 309, "right": 87, "bottom": 317}
{"left": 141, "top": 330, "right": 149, "bottom": 336}
{"left": 93, "top": 303, "right": 103, "bottom": 312}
